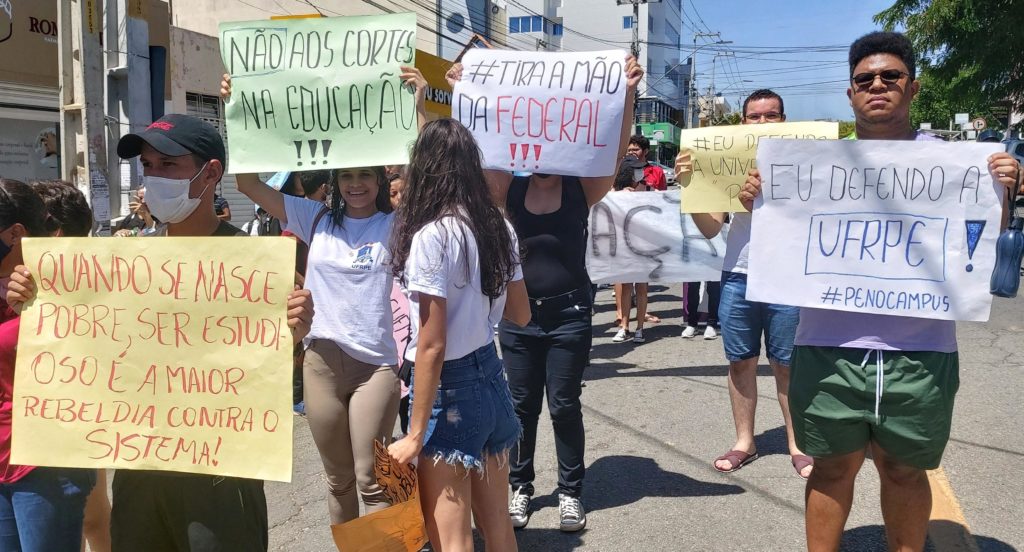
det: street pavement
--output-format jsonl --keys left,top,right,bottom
{"left": 267, "top": 286, "right": 1024, "bottom": 551}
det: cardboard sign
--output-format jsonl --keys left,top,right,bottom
{"left": 453, "top": 48, "right": 628, "bottom": 177}
{"left": 587, "top": 190, "right": 728, "bottom": 284}
{"left": 220, "top": 14, "right": 418, "bottom": 173}
{"left": 747, "top": 139, "right": 1005, "bottom": 321}
{"left": 331, "top": 441, "right": 428, "bottom": 552}
{"left": 12, "top": 237, "right": 297, "bottom": 481}
{"left": 678, "top": 121, "right": 838, "bottom": 213}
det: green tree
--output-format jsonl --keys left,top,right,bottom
{"left": 838, "top": 121, "right": 856, "bottom": 137}
{"left": 876, "top": 0, "right": 1024, "bottom": 129}
{"left": 711, "top": 112, "right": 742, "bottom": 126}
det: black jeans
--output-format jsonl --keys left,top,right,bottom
{"left": 685, "top": 281, "right": 721, "bottom": 327}
{"left": 111, "top": 471, "right": 268, "bottom": 552}
{"left": 499, "top": 289, "right": 592, "bottom": 498}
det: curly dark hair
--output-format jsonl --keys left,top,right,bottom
{"left": 742, "top": 89, "right": 785, "bottom": 118}
{"left": 0, "top": 178, "right": 47, "bottom": 237}
{"left": 390, "top": 118, "right": 518, "bottom": 299}
{"left": 298, "top": 170, "right": 332, "bottom": 197}
{"left": 31, "top": 180, "right": 93, "bottom": 237}
{"left": 849, "top": 31, "right": 916, "bottom": 79}
{"left": 326, "top": 166, "right": 392, "bottom": 227}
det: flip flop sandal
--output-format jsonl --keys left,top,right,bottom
{"left": 714, "top": 450, "right": 759, "bottom": 473}
{"left": 791, "top": 454, "right": 814, "bottom": 479}
{"left": 645, "top": 314, "right": 661, "bottom": 323}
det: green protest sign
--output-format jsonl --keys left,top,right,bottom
{"left": 219, "top": 14, "right": 418, "bottom": 173}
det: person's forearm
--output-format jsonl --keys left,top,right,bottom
{"left": 618, "top": 88, "right": 636, "bottom": 159}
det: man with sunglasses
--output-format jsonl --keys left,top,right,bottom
{"left": 739, "top": 31, "right": 1022, "bottom": 552}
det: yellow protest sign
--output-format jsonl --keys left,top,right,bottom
{"left": 331, "top": 441, "right": 428, "bottom": 552}
{"left": 12, "top": 237, "right": 297, "bottom": 482}
{"left": 678, "top": 121, "right": 839, "bottom": 213}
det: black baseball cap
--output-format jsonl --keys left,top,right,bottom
{"left": 117, "top": 113, "right": 226, "bottom": 165}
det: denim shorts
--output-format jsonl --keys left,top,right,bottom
{"left": 719, "top": 271, "right": 800, "bottom": 365}
{"left": 411, "top": 343, "right": 522, "bottom": 472}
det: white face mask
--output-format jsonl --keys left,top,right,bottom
{"left": 143, "top": 161, "right": 210, "bottom": 224}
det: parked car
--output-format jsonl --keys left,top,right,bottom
{"left": 1004, "top": 139, "right": 1024, "bottom": 167}
{"left": 654, "top": 163, "right": 676, "bottom": 186}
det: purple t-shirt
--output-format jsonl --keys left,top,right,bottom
{"left": 794, "top": 131, "right": 958, "bottom": 353}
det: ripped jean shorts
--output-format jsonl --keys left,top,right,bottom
{"left": 411, "top": 343, "right": 522, "bottom": 472}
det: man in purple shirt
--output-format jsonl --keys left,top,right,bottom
{"left": 740, "top": 32, "right": 1021, "bottom": 552}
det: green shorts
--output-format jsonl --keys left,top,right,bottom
{"left": 790, "top": 345, "right": 959, "bottom": 470}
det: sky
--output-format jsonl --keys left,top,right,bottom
{"left": 679, "top": 0, "right": 898, "bottom": 121}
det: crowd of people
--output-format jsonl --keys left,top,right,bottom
{"left": 0, "top": 30, "right": 1021, "bottom": 552}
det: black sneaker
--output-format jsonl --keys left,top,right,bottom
{"left": 558, "top": 493, "right": 586, "bottom": 532}
{"left": 509, "top": 488, "right": 531, "bottom": 529}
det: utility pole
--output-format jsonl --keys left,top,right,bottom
{"left": 617, "top": 0, "right": 661, "bottom": 133}
{"left": 106, "top": 0, "right": 153, "bottom": 220}
{"left": 688, "top": 31, "right": 721, "bottom": 128}
{"left": 59, "top": 0, "right": 113, "bottom": 235}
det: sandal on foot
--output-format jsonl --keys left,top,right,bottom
{"left": 714, "top": 450, "right": 758, "bottom": 473}
{"left": 644, "top": 314, "right": 661, "bottom": 324}
{"left": 791, "top": 454, "right": 814, "bottom": 479}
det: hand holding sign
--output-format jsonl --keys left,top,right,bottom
{"left": 453, "top": 49, "right": 631, "bottom": 177}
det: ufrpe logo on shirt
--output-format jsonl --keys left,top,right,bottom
{"left": 352, "top": 244, "right": 376, "bottom": 271}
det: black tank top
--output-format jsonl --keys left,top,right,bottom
{"left": 505, "top": 175, "right": 590, "bottom": 298}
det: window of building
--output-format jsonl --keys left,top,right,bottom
{"left": 553, "top": 23, "right": 563, "bottom": 36}
{"left": 648, "top": 14, "right": 655, "bottom": 32}
{"left": 532, "top": 15, "right": 542, "bottom": 32}
{"left": 666, "top": 23, "right": 680, "bottom": 49}
{"left": 623, "top": 16, "right": 634, "bottom": 30}
{"left": 186, "top": 92, "right": 224, "bottom": 139}
{"left": 510, "top": 16, "right": 521, "bottom": 33}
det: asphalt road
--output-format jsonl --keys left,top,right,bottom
{"left": 267, "top": 286, "right": 1024, "bottom": 552}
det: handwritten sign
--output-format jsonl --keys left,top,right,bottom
{"left": 12, "top": 237, "right": 297, "bottom": 481}
{"left": 389, "top": 283, "right": 411, "bottom": 364}
{"left": 453, "top": 48, "right": 627, "bottom": 177}
{"left": 587, "top": 190, "right": 728, "bottom": 284}
{"left": 747, "top": 139, "right": 1004, "bottom": 321}
{"left": 220, "top": 14, "right": 418, "bottom": 173}
{"left": 331, "top": 441, "right": 427, "bottom": 552}
{"left": 678, "top": 121, "right": 838, "bottom": 213}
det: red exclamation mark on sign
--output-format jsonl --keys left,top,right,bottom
{"left": 520, "top": 144, "right": 529, "bottom": 166}
{"left": 509, "top": 143, "right": 517, "bottom": 167}
{"left": 533, "top": 144, "right": 542, "bottom": 169}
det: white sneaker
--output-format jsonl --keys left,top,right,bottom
{"left": 704, "top": 326, "right": 718, "bottom": 340}
{"left": 558, "top": 493, "right": 587, "bottom": 532}
{"left": 632, "top": 329, "right": 645, "bottom": 343}
{"left": 612, "top": 328, "right": 631, "bottom": 342}
{"left": 681, "top": 325, "right": 697, "bottom": 338}
{"left": 509, "top": 488, "right": 531, "bottom": 528}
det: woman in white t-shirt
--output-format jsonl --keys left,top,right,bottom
{"left": 387, "top": 118, "right": 531, "bottom": 552}
{"left": 226, "top": 66, "right": 429, "bottom": 527}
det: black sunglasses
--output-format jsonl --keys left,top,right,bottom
{"left": 851, "top": 69, "right": 909, "bottom": 88}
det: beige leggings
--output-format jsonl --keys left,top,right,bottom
{"left": 304, "top": 339, "right": 400, "bottom": 524}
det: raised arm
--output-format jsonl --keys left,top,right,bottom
{"left": 581, "top": 54, "right": 644, "bottom": 207}
{"left": 400, "top": 65, "right": 429, "bottom": 132}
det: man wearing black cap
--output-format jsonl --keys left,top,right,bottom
{"left": 111, "top": 113, "right": 308, "bottom": 550}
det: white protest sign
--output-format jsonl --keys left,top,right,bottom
{"left": 453, "top": 49, "right": 627, "bottom": 177}
{"left": 747, "top": 139, "right": 1004, "bottom": 321}
{"left": 587, "top": 190, "right": 728, "bottom": 284}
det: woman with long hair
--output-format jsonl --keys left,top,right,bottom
{"left": 0, "top": 178, "right": 97, "bottom": 551}
{"left": 223, "top": 67, "right": 428, "bottom": 528}
{"left": 444, "top": 55, "right": 643, "bottom": 532}
{"left": 388, "top": 118, "right": 530, "bottom": 552}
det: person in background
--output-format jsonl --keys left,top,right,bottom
{"left": 388, "top": 172, "right": 405, "bottom": 210}
{"left": 8, "top": 114, "right": 316, "bottom": 551}
{"left": 114, "top": 187, "right": 157, "bottom": 237}
{"left": 299, "top": 170, "right": 331, "bottom": 204}
{"left": 611, "top": 155, "right": 653, "bottom": 344}
{"left": 626, "top": 135, "right": 667, "bottom": 191}
{"left": 213, "top": 191, "right": 232, "bottom": 221}
{"left": 740, "top": 32, "right": 1021, "bottom": 551}
{"left": 387, "top": 118, "right": 530, "bottom": 552}
{"left": 447, "top": 54, "right": 643, "bottom": 532}
{"left": 28, "top": 180, "right": 109, "bottom": 552}
{"left": 678, "top": 88, "right": 811, "bottom": 478}
{"left": 0, "top": 178, "right": 96, "bottom": 552}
